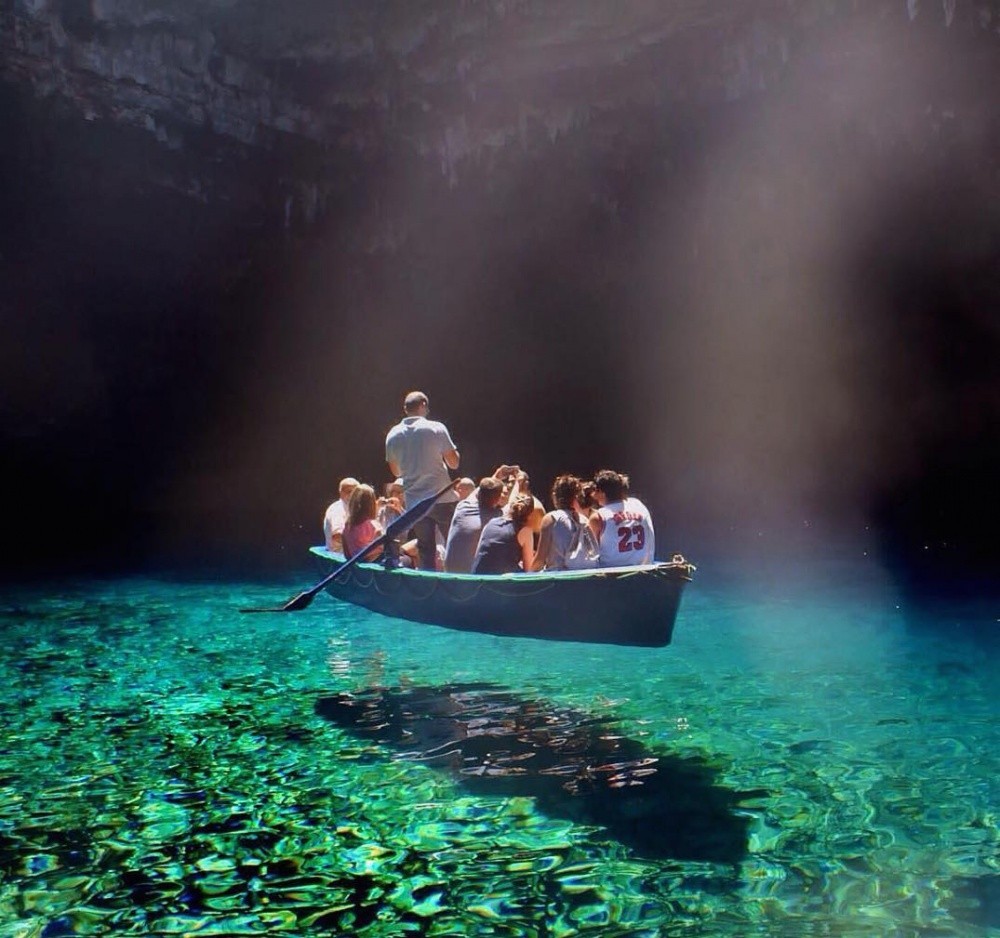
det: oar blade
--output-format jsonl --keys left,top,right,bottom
{"left": 282, "top": 590, "right": 316, "bottom": 612}
{"left": 238, "top": 590, "right": 316, "bottom": 614}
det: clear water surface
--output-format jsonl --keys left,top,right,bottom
{"left": 1, "top": 554, "right": 997, "bottom": 936}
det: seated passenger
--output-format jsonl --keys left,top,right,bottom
{"left": 508, "top": 469, "right": 545, "bottom": 537}
{"left": 532, "top": 475, "right": 599, "bottom": 571}
{"left": 376, "top": 479, "right": 406, "bottom": 532}
{"left": 588, "top": 470, "right": 656, "bottom": 567}
{"left": 444, "top": 476, "right": 505, "bottom": 572}
{"left": 377, "top": 479, "right": 419, "bottom": 568}
{"left": 454, "top": 477, "right": 476, "bottom": 501}
{"left": 342, "top": 484, "right": 385, "bottom": 562}
{"left": 323, "top": 476, "right": 359, "bottom": 552}
{"left": 578, "top": 480, "right": 599, "bottom": 519}
{"left": 471, "top": 494, "right": 537, "bottom": 575}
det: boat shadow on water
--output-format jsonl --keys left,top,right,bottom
{"left": 315, "top": 683, "right": 758, "bottom": 865}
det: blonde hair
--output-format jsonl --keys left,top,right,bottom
{"left": 346, "top": 484, "right": 378, "bottom": 527}
{"left": 508, "top": 494, "right": 535, "bottom": 529}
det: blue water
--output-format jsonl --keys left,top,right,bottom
{"left": 0, "top": 555, "right": 997, "bottom": 936}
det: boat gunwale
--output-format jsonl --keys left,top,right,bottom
{"left": 310, "top": 546, "right": 694, "bottom": 583}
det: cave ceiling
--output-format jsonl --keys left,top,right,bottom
{"left": 4, "top": 1, "right": 996, "bottom": 170}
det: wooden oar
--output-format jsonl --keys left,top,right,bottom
{"left": 241, "top": 479, "right": 458, "bottom": 613}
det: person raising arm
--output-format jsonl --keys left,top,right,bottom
{"left": 471, "top": 495, "right": 536, "bottom": 575}
{"left": 442, "top": 465, "right": 518, "bottom": 573}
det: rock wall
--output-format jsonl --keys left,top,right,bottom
{"left": 4, "top": 0, "right": 996, "bottom": 229}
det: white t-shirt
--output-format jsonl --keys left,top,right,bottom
{"left": 596, "top": 497, "right": 655, "bottom": 566}
{"left": 323, "top": 498, "right": 348, "bottom": 550}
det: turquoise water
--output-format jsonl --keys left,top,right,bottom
{"left": 1, "top": 558, "right": 997, "bottom": 936}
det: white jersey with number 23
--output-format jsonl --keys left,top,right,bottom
{"left": 596, "top": 498, "right": 656, "bottom": 567}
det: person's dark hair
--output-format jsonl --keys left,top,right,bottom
{"left": 578, "top": 480, "right": 597, "bottom": 510}
{"left": 508, "top": 494, "right": 535, "bottom": 528}
{"left": 550, "top": 474, "right": 580, "bottom": 511}
{"left": 478, "top": 476, "right": 504, "bottom": 509}
{"left": 593, "top": 469, "right": 627, "bottom": 503}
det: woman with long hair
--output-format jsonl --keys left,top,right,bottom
{"left": 471, "top": 494, "right": 536, "bottom": 575}
{"left": 531, "top": 474, "right": 599, "bottom": 571}
{"left": 342, "top": 484, "right": 384, "bottom": 562}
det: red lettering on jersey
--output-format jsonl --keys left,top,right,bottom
{"left": 612, "top": 511, "right": 642, "bottom": 524}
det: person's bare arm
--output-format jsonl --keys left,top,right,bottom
{"left": 517, "top": 526, "right": 535, "bottom": 571}
{"left": 362, "top": 520, "right": 386, "bottom": 562}
{"left": 387, "top": 459, "right": 401, "bottom": 477}
{"left": 589, "top": 513, "right": 604, "bottom": 546}
{"left": 443, "top": 448, "right": 460, "bottom": 470}
{"left": 531, "top": 514, "right": 554, "bottom": 571}
{"left": 507, "top": 469, "right": 528, "bottom": 503}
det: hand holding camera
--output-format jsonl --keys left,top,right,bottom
{"left": 499, "top": 464, "right": 520, "bottom": 482}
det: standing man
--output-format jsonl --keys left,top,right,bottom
{"left": 385, "top": 391, "right": 460, "bottom": 569}
{"left": 323, "top": 477, "right": 359, "bottom": 553}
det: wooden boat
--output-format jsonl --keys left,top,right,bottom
{"left": 309, "top": 547, "right": 695, "bottom": 647}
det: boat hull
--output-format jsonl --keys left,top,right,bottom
{"left": 310, "top": 548, "right": 693, "bottom": 647}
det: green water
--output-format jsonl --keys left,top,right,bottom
{"left": 0, "top": 561, "right": 997, "bottom": 936}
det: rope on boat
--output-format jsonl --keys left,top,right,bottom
{"left": 437, "top": 580, "right": 485, "bottom": 603}
{"left": 363, "top": 569, "right": 562, "bottom": 602}
{"left": 399, "top": 577, "right": 441, "bottom": 601}
{"left": 371, "top": 573, "right": 399, "bottom": 597}
{"left": 330, "top": 553, "right": 696, "bottom": 603}
{"left": 480, "top": 580, "right": 558, "bottom": 597}
{"left": 365, "top": 568, "right": 437, "bottom": 601}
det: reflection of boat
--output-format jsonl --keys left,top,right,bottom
{"left": 309, "top": 548, "right": 695, "bottom": 647}
{"left": 315, "top": 682, "right": 750, "bottom": 862}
